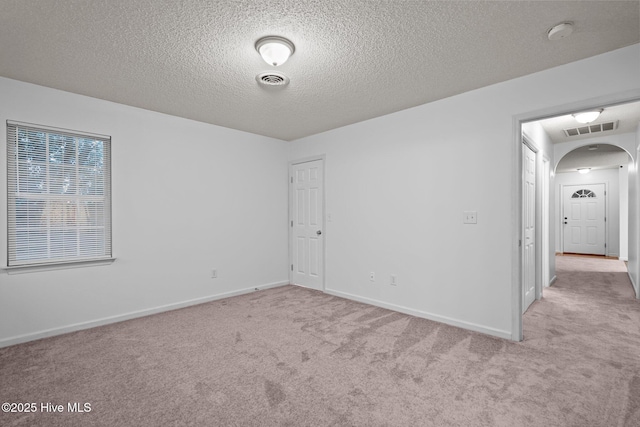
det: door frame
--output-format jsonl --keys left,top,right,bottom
{"left": 288, "top": 155, "right": 326, "bottom": 291}
{"left": 559, "top": 182, "right": 608, "bottom": 256}
{"left": 541, "top": 156, "right": 550, "bottom": 292}
{"left": 511, "top": 89, "right": 640, "bottom": 341}
{"left": 522, "top": 136, "right": 538, "bottom": 313}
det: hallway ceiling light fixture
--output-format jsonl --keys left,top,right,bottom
{"left": 573, "top": 109, "right": 603, "bottom": 124}
{"left": 577, "top": 168, "right": 591, "bottom": 174}
{"left": 255, "top": 36, "right": 295, "bottom": 67}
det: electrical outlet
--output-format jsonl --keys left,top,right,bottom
{"left": 390, "top": 275, "right": 397, "bottom": 286}
{"left": 211, "top": 269, "right": 218, "bottom": 278}
{"left": 463, "top": 211, "right": 477, "bottom": 224}
{"left": 370, "top": 272, "right": 375, "bottom": 282}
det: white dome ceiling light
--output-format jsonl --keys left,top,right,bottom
{"left": 573, "top": 109, "right": 603, "bottom": 124}
{"left": 547, "top": 22, "right": 574, "bottom": 41}
{"left": 255, "top": 36, "right": 295, "bottom": 67}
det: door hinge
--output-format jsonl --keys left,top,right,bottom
{"left": 290, "top": 177, "right": 293, "bottom": 184}
{"left": 519, "top": 239, "right": 522, "bottom": 247}
{"left": 605, "top": 243, "right": 607, "bottom": 248}
{"left": 291, "top": 220, "right": 293, "bottom": 227}
{"left": 605, "top": 217, "right": 606, "bottom": 222}
{"left": 291, "top": 264, "right": 293, "bottom": 271}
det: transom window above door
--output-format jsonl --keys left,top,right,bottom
{"left": 571, "top": 189, "right": 596, "bottom": 198}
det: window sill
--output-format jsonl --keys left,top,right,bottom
{"left": 3, "top": 258, "right": 116, "bottom": 275}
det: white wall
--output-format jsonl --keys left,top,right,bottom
{"left": 629, "top": 123, "right": 640, "bottom": 297}
{"left": 620, "top": 164, "right": 629, "bottom": 260}
{"left": 1, "top": 45, "right": 638, "bottom": 345}
{"left": 0, "top": 77, "right": 289, "bottom": 346}
{"left": 554, "top": 133, "right": 637, "bottom": 169}
{"left": 554, "top": 168, "right": 621, "bottom": 256}
{"left": 288, "top": 44, "right": 640, "bottom": 339}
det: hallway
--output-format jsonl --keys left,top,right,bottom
{"left": 523, "top": 255, "right": 640, "bottom": 425}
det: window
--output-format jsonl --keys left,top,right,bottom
{"left": 571, "top": 189, "right": 596, "bottom": 198}
{"left": 6, "top": 121, "right": 111, "bottom": 267}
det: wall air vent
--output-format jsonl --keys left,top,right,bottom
{"left": 563, "top": 121, "right": 618, "bottom": 137}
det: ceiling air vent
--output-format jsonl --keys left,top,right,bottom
{"left": 256, "top": 72, "right": 290, "bottom": 87}
{"left": 563, "top": 121, "right": 618, "bottom": 137}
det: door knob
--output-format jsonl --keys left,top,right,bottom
{"left": 316, "top": 230, "right": 322, "bottom": 235}
{"left": 564, "top": 222, "right": 567, "bottom": 225}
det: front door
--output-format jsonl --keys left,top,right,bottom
{"left": 290, "top": 159, "right": 324, "bottom": 290}
{"left": 523, "top": 143, "right": 536, "bottom": 313}
{"left": 562, "top": 184, "right": 606, "bottom": 255}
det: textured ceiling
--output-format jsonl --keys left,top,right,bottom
{"left": 1, "top": 1, "right": 639, "bottom": 141}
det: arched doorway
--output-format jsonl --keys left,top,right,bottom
{"left": 555, "top": 144, "right": 633, "bottom": 258}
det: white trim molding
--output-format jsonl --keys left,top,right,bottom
{"left": 325, "top": 288, "right": 512, "bottom": 340}
{"left": 3, "top": 258, "right": 116, "bottom": 275}
{"left": 629, "top": 271, "right": 639, "bottom": 299}
{"left": 0, "top": 280, "right": 289, "bottom": 348}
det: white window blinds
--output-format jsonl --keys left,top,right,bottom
{"left": 6, "top": 121, "right": 112, "bottom": 266}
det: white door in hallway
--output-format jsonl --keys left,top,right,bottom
{"left": 290, "top": 159, "right": 324, "bottom": 290}
{"left": 523, "top": 143, "right": 536, "bottom": 313}
{"left": 562, "top": 184, "right": 606, "bottom": 255}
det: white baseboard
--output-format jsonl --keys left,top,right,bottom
{"left": 628, "top": 272, "right": 639, "bottom": 299}
{"left": 619, "top": 256, "right": 628, "bottom": 262}
{"left": 324, "top": 288, "right": 512, "bottom": 340}
{"left": 0, "top": 280, "right": 289, "bottom": 348}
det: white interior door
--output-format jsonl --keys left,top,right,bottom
{"left": 523, "top": 143, "right": 536, "bottom": 313}
{"left": 290, "top": 159, "right": 324, "bottom": 290}
{"left": 562, "top": 184, "right": 606, "bottom": 255}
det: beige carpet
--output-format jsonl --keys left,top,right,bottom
{"left": 1, "top": 255, "right": 639, "bottom": 426}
